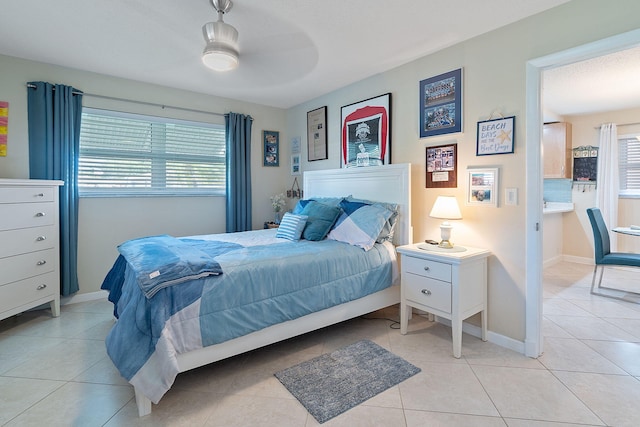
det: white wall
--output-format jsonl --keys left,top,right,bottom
{"left": 0, "top": 54, "right": 291, "bottom": 294}
{"left": 286, "top": 0, "right": 640, "bottom": 343}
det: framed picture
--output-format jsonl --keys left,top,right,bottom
{"left": 340, "top": 93, "right": 391, "bottom": 168}
{"left": 263, "top": 130, "right": 279, "bottom": 167}
{"left": 467, "top": 168, "right": 499, "bottom": 207}
{"left": 426, "top": 143, "right": 457, "bottom": 188}
{"left": 476, "top": 116, "right": 515, "bottom": 155}
{"left": 307, "top": 106, "right": 328, "bottom": 161}
{"left": 291, "top": 154, "right": 301, "bottom": 175}
{"left": 419, "top": 68, "right": 463, "bottom": 138}
{"left": 291, "top": 136, "right": 301, "bottom": 154}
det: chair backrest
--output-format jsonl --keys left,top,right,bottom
{"left": 586, "top": 208, "right": 611, "bottom": 263}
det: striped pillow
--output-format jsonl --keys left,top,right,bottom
{"left": 275, "top": 213, "right": 309, "bottom": 241}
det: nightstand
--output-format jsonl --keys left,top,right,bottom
{"left": 397, "top": 243, "right": 490, "bottom": 358}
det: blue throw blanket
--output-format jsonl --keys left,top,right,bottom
{"left": 116, "top": 235, "right": 238, "bottom": 299}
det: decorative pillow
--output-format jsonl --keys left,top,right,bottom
{"left": 299, "top": 201, "right": 342, "bottom": 241}
{"left": 275, "top": 213, "right": 308, "bottom": 241}
{"left": 327, "top": 201, "right": 394, "bottom": 250}
{"left": 344, "top": 196, "right": 399, "bottom": 243}
{"left": 292, "top": 196, "right": 348, "bottom": 214}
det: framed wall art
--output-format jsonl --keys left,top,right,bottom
{"left": 476, "top": 116, "right": 515, "bottom": 155}
{"left": 467, "top": 167, "right": 499, "bottom": 207}
{"left": 426, "top": 143, "right": 457, "bottom": 188}
{"left": 307, "top": 106, "right": 328, "bottom": 161}
{"left": 263, "top": 130, "right": 279, "bottom": 167}
{"left": 419, "top": 68, "right": 462, "bottom": 138}
{"left": 291, "top": 154, "right": 301, "bottom": 176}
{"left": 340, "top": 93, "right": 391, "bottom": 168}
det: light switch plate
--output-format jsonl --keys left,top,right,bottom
{"left": 505, "top": 188, "right": 518, "bottom": 206}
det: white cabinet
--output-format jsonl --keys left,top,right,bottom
{"left": 397, "top": 244, "right": 490, "bottom": 358}
{"left": 0, "top": 179, "right": 63, "bottom": 321}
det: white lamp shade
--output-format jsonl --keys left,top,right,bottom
{"left": 429, "top": 196, "right": 462, "bottom": 220}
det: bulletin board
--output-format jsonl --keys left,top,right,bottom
{"left": 572, "top": 146, "right": 598, "bottom": 183}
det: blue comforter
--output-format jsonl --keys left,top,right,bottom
{"left": 103, "top": 229, "right": 396, "bottom": 404}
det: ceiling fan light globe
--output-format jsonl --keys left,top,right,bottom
{"left": 202, "top": 48, "right": 239, "bottom": 72}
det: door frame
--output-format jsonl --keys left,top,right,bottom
{"left": 524, "top": 29, "right": 640, "bottom": 357}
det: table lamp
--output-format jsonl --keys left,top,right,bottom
{"left": 429, "top": 196, "right": 462, "bottom": 249}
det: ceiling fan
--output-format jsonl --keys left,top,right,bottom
{"left": 202, "top": 0, "right": 239, "bottom": 72}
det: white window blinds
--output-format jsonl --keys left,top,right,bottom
{"left": 79, "top": 109, "right": 226, "bottom": 196}
{"left": 619, "top": 135, "right": 640, "bottom": 196}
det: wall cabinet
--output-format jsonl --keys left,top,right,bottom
{"left": 0, "top": 179, "right": 63, "bottom": 321}
{"left": 543, "top": 122, "right": 572, "bottom": 178}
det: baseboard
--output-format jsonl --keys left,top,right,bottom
{"left": 61, "top": 290, "right": 109, "bottom": 306}
{"left": 561, "top": 254, "right": 593, "bottom": 265}
{"left": 420, "top": 314, "right": 527, "bottom": 356}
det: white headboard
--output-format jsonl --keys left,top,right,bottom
{"left": 303, "top": 163, "right": 412, "bottom": 246}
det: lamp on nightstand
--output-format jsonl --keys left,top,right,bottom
{"left": 430, "top": 196, "right": 462, "bottom": 249}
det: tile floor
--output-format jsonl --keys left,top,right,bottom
{"left": 1, "top": 261, "right": 639, "bottom": 426}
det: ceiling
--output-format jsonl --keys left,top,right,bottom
{"left": 543, "top": 45, "right": 640, "bottom": 118}
{"left": 0, "top": 0, "right": 571, "bottom": 109}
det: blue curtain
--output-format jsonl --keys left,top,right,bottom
{"left": 27, "top": 82, "right": 82, "bottom": 296}
{"left": 225, "top": 112, "right": 253, "bottom": 232}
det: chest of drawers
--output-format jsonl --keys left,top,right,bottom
{"left": 0, "top": 179, "right": 64, "bottom": 321}
{"left": 397, "top": 243, "right": 490, "bottom": 358}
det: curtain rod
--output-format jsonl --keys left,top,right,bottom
{"left": 26, "top": 83, "right": 225, "bottom": 117}
{"left": 594, "top": 121, "right": 640, "bottom": 129}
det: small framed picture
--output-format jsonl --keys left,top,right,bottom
{"left": 476, "top": 116, "right": 515, "bottom": 155}
{"left": 291, "top": 154, "right": 301, "bottom": 175}
{"left": 263, "top": 130, "right": 279, "bottom": 167}
{"left": 467, "top": 168, "right": 499, "bottom": 207}
{"left": 426, "top": 143, "right": 457, "bottom": 188}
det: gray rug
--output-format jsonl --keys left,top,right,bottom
{"left": 274, "top": 339, "right": 421, "bottom": 423}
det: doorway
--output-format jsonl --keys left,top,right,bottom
{"left": 525, "top": 29, "right": 640, "bottom": 358}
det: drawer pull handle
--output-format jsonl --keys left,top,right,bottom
{"left": 37, "top": 284, "right": 47, "bottom": 290}
{"left": 423, "top": 266, "right": 430, "bottom": 271}
{"left": 421, "top": 289, "right": 432, "bottom": 296}
{"left": 37, "top": 260, "right": 47, "bottom": 266}
{"left": 36, "top": 236, "right": 47, "bottom": 241}
{"left": 36, "top": 193, "right": 45, "bottom": 197}
{"left": 35, "top": 212, "right": 46, "bottom": 217}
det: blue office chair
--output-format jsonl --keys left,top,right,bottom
{"left": 586, "top": 207, "right": 640, "bottom": 297}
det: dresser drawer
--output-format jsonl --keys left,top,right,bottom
{"left": 0, "top": 202, "right": 56, "bottom": 231}
{"left": 402, "top": 255, "right": 451, "bottom": 282}
{"left": 0, "top": 226, "right": 56, "bottom": 258}
{"left": 0, "top": 186, "right": 55, "bottom": 203}
{"left": 0, "top": 272, "right": 57, "bottom": 314}
{"left": 403, "top": 273, "right": 452, "bottom": 314}
{"left": 0, "top": 249, "right": 56, "bottom": 286}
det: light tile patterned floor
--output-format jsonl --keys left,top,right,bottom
{"left": 1, "top": 261, "right": 639, "bottom": 426}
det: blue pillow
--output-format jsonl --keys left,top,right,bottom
{"left": 292, "top": 196, "right": 347, "bottom": 214}
{"left": 300, "top": 201, "right": 341, "bottom": 241}
{"left": 275, "top": 213, "right": 308, "bottom": 241}
{"left": 327, "top": 201, "right": 393, "bottom": 250}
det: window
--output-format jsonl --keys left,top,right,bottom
{"left": 619, "top": 134, "right": 640, "bottom": 197}
{"left": 79, "top": 108, "right": 226, "bottom": 196}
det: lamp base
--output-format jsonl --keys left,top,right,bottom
{"left": 438, "top": 239, "right": 454, "bottom": 249}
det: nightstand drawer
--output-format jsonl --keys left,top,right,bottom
{"left": 402, "top": 256, "right": 451, "bottom": 282}
{"left": 403, "top": 273, "right": 452, "bottom": 314}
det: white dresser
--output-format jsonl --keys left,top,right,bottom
{"left": 0, "top": 179, "right": 64, "bottom": 321}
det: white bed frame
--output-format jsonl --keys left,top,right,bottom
{"left": 134, "top": 163, "right": 412, "bottom": 416}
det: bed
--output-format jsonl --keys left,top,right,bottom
{"left": 102, "top": 163, "right": 412, "bottom": 416}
